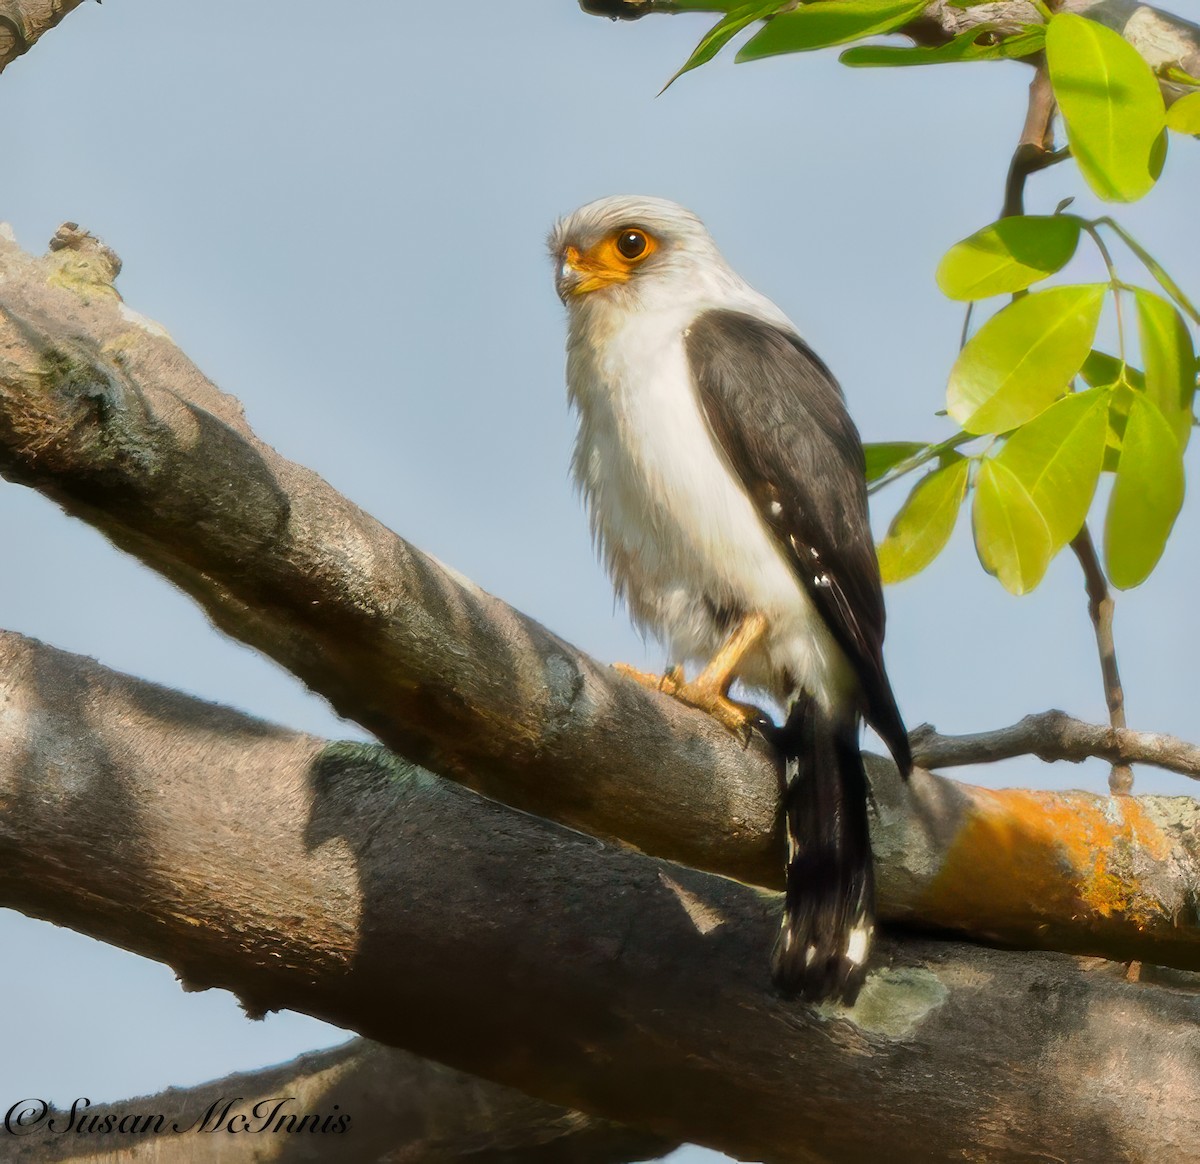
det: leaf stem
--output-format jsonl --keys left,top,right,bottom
{"left": 1082, "top": 222, "right": 1126, "bottom": 363}
{"left": 1092, "top": 216, "right": 1200, "bottom": 327}
{"left": 867, "top": 430, "right": 976, "bottom": 495}
{"left": 958, "top": 301, "right": 975, "bottom": 352}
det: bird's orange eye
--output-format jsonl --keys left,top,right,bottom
{"left": 615, "top": 229, "right": 650, "bottom": 260}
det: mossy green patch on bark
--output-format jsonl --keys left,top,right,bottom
{"left": 829, "top": 966, "right": 950, "bottom": 1038}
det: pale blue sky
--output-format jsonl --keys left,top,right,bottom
{"left": 2, "top": 2, "right": 1198, "bottom": 1160}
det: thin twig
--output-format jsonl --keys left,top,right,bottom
{"left": 1083, "top": 221, "right": 1127, "bottom": 362}
{"left": 909, "top": 711, "right": 1200, "bottom": 780}
{"left": 1001, "top": 63, "right": 1060, "bottom": 218}
{"left": 866, "top": 429, "right": 978, "bottom": 496}
{"left": 1069, "top": 528, "right": 1134, "bottom": 793}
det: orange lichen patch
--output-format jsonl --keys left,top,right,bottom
{"left": 921, "top": 787, "right": 1177, "bottom": 943}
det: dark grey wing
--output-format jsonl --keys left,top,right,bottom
{"left": 685, "top": 308, "right": 910, "bottom": 774}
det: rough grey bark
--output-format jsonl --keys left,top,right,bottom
{"left": 2, "top": 630, "right": 1200, "bottom": 1164}
{"left": 1, "top": 1039, "right": 675, "bottom": 1164}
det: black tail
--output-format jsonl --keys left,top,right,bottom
{"left": 770, "top": 696, "right": 874, "bottom": 1005}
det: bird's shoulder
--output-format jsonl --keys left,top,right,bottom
{"left": 684, "top": 309, "right": 856, "bottom": 447}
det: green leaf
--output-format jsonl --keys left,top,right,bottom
{"left": 1104, "top": 394, "right": 1185, "bottom": 588}
{"left": 1149, "top": 126, "right": 1169, "bottom": 181}
{"left": 1134, "top": 288, "right": 1195, "bottom": 451}
{"left": 994, "top": 388, "right": 1108, "bottom": 550}
{"left": 864, "top": 441, "right": 928, "bottom": 482}
{"left": 947, "top": 284, "right": 1106, "bottom": 434}
{"left": 1166, "top": 91, "right": 1200, "bottom": 135}
{"left": 936, "top": 215, "right": 1082, "bottom": 301}
{"left": 841, "top": 24, "right": 1044, "bottom": 67}
{"left": 1103, "top": 382, "right": 1134, "bottom": 471}
{"left": 1045, "top": 13, "right": 1166, "bottom": 202}
{"left": 877, "top": 456, "right": 969, "bottom": 583}
{"left": 736, "top": 0, "right": 927, "bottom": 60}
{"left": 1080, "top": 349, "right": 1124, "bottom": 388}
{"left": 972, "top": 459, "right": 1053, "bottom": 594}
{"left": 664, "top": 1, "right": 783, "bottom": 89}
{"left": 1088, "top": 372, "right": 1155, "bottom": 468}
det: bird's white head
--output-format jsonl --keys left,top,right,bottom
{"left": 549, "top": 195, "right": 742, "bottom": 313}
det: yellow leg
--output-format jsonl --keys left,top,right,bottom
{"left": 613, "top": 613, "right": 769, "bottom": 738}
{"left": 673, "top": 612, "right": 768, "bottom": 736}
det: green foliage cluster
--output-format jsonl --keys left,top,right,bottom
{"left": 876, "top": 213, "right": 1196, "bottom": 594}
{"left": 670, "top": 1, "right": 1200, "bottom": 596}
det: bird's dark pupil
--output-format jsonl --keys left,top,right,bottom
{"left": 618, "top": 231, "right": 646, "bottom": 258}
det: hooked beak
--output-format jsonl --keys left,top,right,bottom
{"left": 555, "top": 247, "right": 582, "bottom": 302}
{"left": 555, "top": 244, "right": 630, "bottom": 302}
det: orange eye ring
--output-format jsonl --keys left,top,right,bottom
{"left": 615, "top": 228, "right": 651, "bottom": 260}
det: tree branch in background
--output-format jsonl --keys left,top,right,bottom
{"left": 3, "top": 631, "right": 1200, "bottom": 1163}
{"left": 3, "top": 1039, "right": 676, "bottom": 1164}
{"left": 909, "top": 711, "right": 1200, "bottom": 778}
{"left": 0, "top": 0, "right": 90, "bottom": 73}
{"left": 579, "top": 0, "right": 1200, "bottom": 92}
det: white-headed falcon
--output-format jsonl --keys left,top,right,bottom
{"left": 550, "top": 195, "right": 911, "bottom": 1005}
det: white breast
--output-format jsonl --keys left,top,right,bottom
{"left": 566, "top": 303, "right": 853, "bottom": 709}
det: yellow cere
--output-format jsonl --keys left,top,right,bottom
{"left": 564, "top": 228, "right": 658, "bottom": 295}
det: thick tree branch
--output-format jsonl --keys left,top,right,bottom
{"left": 2, "top": 227, "right": 1200, "bottom": 972}
{"left": 0, "top": 0, "right": 89, "bottom": 73}
{"left": 2, "top": 1039, "right": 675, "bottom": 1164}
{"left": 3, "top": 632, "right": 1200, "bottom": 1163}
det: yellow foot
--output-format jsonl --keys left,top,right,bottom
{"left": 672, "top": 679, "right": 765, "bottom": 741}
{"left": 612, "top": 663, "right": 764, "bottom": 741}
